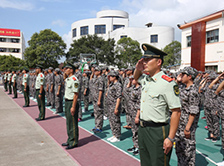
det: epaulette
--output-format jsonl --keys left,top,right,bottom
{"left": 162, "top": 75, "right": 173, "bottom": 82}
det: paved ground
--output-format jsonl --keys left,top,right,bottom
{"left": 0, "top": 83, "right": 223, "bottom": 166}
{"left": 0, "top": 86, "right": 79, "bottom": 166}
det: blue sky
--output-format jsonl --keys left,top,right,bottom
{"left": 1, "top": 0, "right": 224, "bottom": 61}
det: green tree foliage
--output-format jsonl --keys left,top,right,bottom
{"left": 0, "top": 55, "right": 27, "bottom": 71}
{"left": 67, "top": 34, "right": 115, "bottom": 65}
{"left": 115, "top": 37, "right": 142, "bottom": 68}
{"left": 24, "top": 29, "right": 66, "bottom": 68}
{"left": 163, "top": 41, "right": 181, "bottom": 68}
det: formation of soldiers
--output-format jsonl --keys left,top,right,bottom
{"left": 1, "top": 62, "right": 224, "bottom": 164}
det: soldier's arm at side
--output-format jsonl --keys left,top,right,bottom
{"left": 71, "top": 92, "right": 79, "bottom": 116}
{"left": 163, "top": 107, "right": 181, "bottom": 155}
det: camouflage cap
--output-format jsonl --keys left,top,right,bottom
{"left": 94, "top": 66, "right": 101, "bottom": 71}
{"left": 141, "top": 43, "right": 167, "bottom": 59}
{"left": 108, "top": 70, "right": 119, "bottom": 77}
{"left": 55, "top": 68, "right": 60, "bottom": 73}
{"left": 48, "top": 67, "right": 54, "bottom": 70}
{"left": 181, "top": 66, "right": 198, "bottom": 80}
{"left": 126, "top": 66, "right": 134, "bottom": 71}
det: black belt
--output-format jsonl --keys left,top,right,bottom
{"left": 36, "top": 89, "right": 40, "bottom": 90}
{"left": 65, "top": 98, "right": 73, "bottom": 102}
{"left": 140, "top": 120, "right": 168, "bottom": 128}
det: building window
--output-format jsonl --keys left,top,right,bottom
{"left": 80, "top": 26, "right": 88, "bottom": 36}
{"left": 11, "top": 38, "right": 20, "bottom": 43}
{"left": 113, "top": 25, "right": 125, "bottom": 30}
{"left": 187, "top": 36, "right": 191, "bottom": 47}
{"left": 0, "top": 48, "right": 6, "bottom": 52}
{"left": 206, "top": 29, "right": 219, "bottom": 44}
{"left": 150, "top": 34, "right": 158, "bottom": 43}
{"left": 72, "top": 28, "right": 76, "bottom": 38}
{"left": 0, "top": 38, "right": 6, "bottom": 42}
{"left": 9, "top": 48, "right": 20, "bottom": 53}
{"left": 95, "top": 25, "right": 106, "bottom": 34}
{"left": 120, "top": 35, "right": 127, "bottom": 39}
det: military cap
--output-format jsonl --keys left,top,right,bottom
{"left": 95, "top": 66, "right": 101, "bottom": 71}
{"left": 126, "top": 66, "right": 134, "bottom": 71}
{"left": 36, "top": 64, "right": 43, "bottom": 69}
{"left": 64, "top": 62, "right": 77, "bottom": 70}
{"left": 73, "top": 62, "right": 80, "bottom": 69}
{"left": 108, "top": 70, "right": 119, "bottom": 77}
{"left": 55, "top": 68, "right": 60, "bottom": 72}
{"left": 91, "top": 64, "right": 97, "bottom": 68}
{"left": 141, "top": 43, "right": 167, "bottom": 59}
{"left": 181, "top": 66, "right": 198, "bottom": 80}
{"left": 208, "top": 72, "right": 218, "bottom": 80}
{"left": 23, "top": 67, "right": 29, "bottom": 72}
{"left": 48, "top": 67, "right": 54, "bottom": 70}
{"left": 120, "top": 68, "right": 125, "bottom": 71}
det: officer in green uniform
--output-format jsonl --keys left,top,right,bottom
{"left": 61, "top": 62, "right": 80, "bottom": 150}
{"left": 35, "top": 65, "right": 45, "bottom": 121}
{"left": 4, "top": 71, "right": 8, "bottom": 92}
{"left": 12, "top": 69, "right": 17, "bottom": 98}
{"left": 22, "top": 67, "right": 30, "bottom": 107}
{"left": 134, "top": 44, "right": 181, "bottom": 166}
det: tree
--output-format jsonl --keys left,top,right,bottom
{"left": 115, "top": 37, "right": 142, "bottom": 68}
{"left": 163, "top": 41, "right": 181, "bottom": 68}
{"left": 0, "top": 55, "right": 27, "bottom": 71}
{"left": 24, "top": 29, "right": 66, "bottom": 68}
{"left": 67, "top": 34, "right": 115, "bottom": 65}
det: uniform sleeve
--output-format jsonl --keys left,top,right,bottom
{"left": 163, "top": 82, "right": 181, "bottom": 110}
{"left": 72, "top": 80, "right": 79, "bottom": 93}
{"left": 40, "top": 75, "right": 44, "bottom": 86}
{"left": 116, "top": 83, "right": 122, "bottom": 99}
{"left": 137, "top": 74, "right": 146, "bottom": 85}
{"left": 98, "top": 77, "right": 104, "bottom": 91}
{"left": 188, "top": 88, "right": 200, "bottom": 115}
{"left": 24, "top": 75, "right": 27, "bottom": 83}
{"left": 84, "top": 78, "right": 89, "bottom": 89}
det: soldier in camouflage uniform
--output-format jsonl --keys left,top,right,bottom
{"left": 82, "top": 71, "right": 89, "bottom": 112}
{"left": 54, "top": 68, "right": 63, "bottom": 113}
{"left": 175, "top": 67, "right": 200, "bottom": 166}
{"left": 102, "top": 67, "right": 109, "bottom": 119}
{"left": 126, "top": 75, "right": 141, "bottom": 155}
{"left": 7, "top": 70, "right": 12, "bottom": 94}
{"left": 12, "top": 70, "right": 17, "bottom": 98}
{"left": 122, "top": 66, "right": 134, "bottom": 129}
{"left": 106, "top": 70, "right": 122, "bottom": 143}
{"left": 201, "top": 72, "right": 220, "bottom": 142}
{"left": 44, "top": 69, "right": 51, "bottom": 106}
{"left": 91, "top": 67, "right": 104, "bottom": 133}
{"left": 89, "top": 64, "right": 97, "bottom": 104}
{"left": 48, "top": 67, "right": 55, "bottom": 109}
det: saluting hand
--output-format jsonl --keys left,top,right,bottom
{"left": 135, "top": 59, "right": 144, "bottom": 71}
{"left": 163, "top": 138, "right": 173, "bottom": 155}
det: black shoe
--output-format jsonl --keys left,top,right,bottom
{"left": 62, "top": 143, "right": 69, "bottom": 146}
{"left": 66, "top": 145, "right": 78, "bottom": 150}
{"left": 50, "top": 106, "right": 55, "bottom": 109}
{"left": 127, "top": 146, "right": 135, "bottom": 152}
{"left": 23, "top": 105, "right": 28, "bottom": 107}
{"left": 13, "top": 97, "right": 17, "bottom": 99}
{"left": 204, "top": 137, "right": 212, "bottom": 141}
{"left": 8, "top": 93, "right": 12, "bottom": 95}
{"left": 35, "top": 118, "right": 44, "bottom": 121}
{"left": 91, "top": 112, "right": 94, "bottom": 117}
{"left": 46, "top": 104, "right": 51, "bottom": 106}
{"left": 133, "top": 149, "right": 139, "bottom": 155}
{"left": 212, "top": 138, "right": 217, "bottom": 143}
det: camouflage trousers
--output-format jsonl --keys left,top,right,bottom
{"left": 108, "top": 103, "right": 121, "bottom": 138}
{"left": 93, "top": 100, "right": 104, "bottom": 130}
{"left": 46, "top": 90, "right": 50, "bottom": 105}
{"left": 55, "top": 93, "right": 63, "bottom": 112}
{"left": 205, "top": 106, "right": 220, "bottom": 138}
{"left": 176, "top": 137, "right": 196, "bottom": 166}
{"left": 103, "top": 95, "right": 108, "bottom": 117}
{"left": 49, "top": 91, "right": 55, "bottom": 107}
{"left": 128, "top": 102, "right": 139, "bottom": 148}
{"left": 78, "top": 97, "right": 82, "bottom": 119}
{"left": 124, "top": 95, "right": 131, "bottom": 126}
{"left": 83, "top": 95, "right": 89, "bottom": 111}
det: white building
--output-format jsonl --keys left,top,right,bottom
{"left": 179, "top": 10, "right": 224, "bottom": 72}
{"left": 0, "top": 28, "right": 26, "bottom": 59}
{"left": 71, "top": 10, "right": 174, "bottom": 51}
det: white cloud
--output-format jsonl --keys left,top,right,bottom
{"left": 120, "top": 0, "right": 224, "bottom": 41}
{"left": 0, "top": 0, "right": 35, "bottom": 11}
{"left": 52, "top": 19, "right": 67, "bottom": 27}
{"left": 62, "top": 31, "right": 72, "bottom": 53}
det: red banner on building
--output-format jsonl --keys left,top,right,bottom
{"left": 0, "top": 28, "right": 20, "bottom": 37}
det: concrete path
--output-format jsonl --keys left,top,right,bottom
{"left": 0, "top": 86, "right": 79, "bottom": 166}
